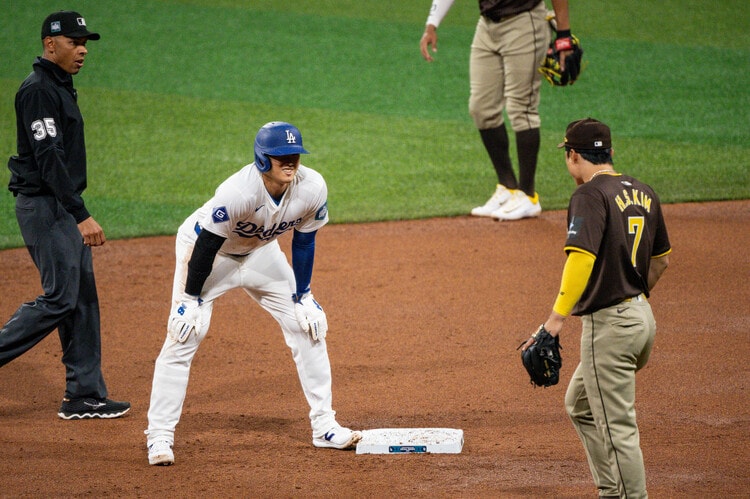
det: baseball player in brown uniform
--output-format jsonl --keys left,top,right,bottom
{"left": 420, "top": 0, "right": 575, "bottom": 220}
{"left": 522, "top": 118, "right": 671, "bottom": 498}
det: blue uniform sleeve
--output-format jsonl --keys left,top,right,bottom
{"left": 291, "top": 229, "right": 317, "bottom": 301}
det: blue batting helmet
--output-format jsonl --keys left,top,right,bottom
{"left": 253, "top": 121, "right": 309, "bottom": 173}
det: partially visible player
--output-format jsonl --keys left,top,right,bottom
{"left": 145, "top": 122, "right": 361, "bottom": 466}
{"left": 420, "top": 0, "right": 575, "bottom": 221}
{"left": 522, "top": 118, "right": 671, "bottom": 497}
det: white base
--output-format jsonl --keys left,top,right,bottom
{"left": 355, "top": 428, "right": 464, "bottom": 454}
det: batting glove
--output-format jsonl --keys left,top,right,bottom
{"left": 293, "top": 293, "right": 328, "bottom": 341}
{"left": 168, "top": 295, "right": 203, "bottom": 343}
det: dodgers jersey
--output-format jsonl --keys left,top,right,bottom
{"left": 190, "top": 163, "right": 329, "bottom": 256}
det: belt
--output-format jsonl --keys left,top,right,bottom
{"left": 483, "top": 12, "right": 519, "bottom": 23}
{"left": 622, "top": 294, "right": 646, "bottom": 303}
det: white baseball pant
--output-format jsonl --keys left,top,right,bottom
{"left": 146, "top": 221, "right": 337, "bottom": 445}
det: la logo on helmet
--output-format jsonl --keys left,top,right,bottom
{"left": 285, "top": 130, "right": 297, "bottom": 144}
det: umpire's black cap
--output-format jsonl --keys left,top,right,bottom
{"left": 41, "top": 11, "right": 100, "bottom": 40}
{"left": 558, "top": 118, "right": 611, "bottom": 151}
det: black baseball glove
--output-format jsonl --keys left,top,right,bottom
{"left": 539, "top": 18, "right": 584, "bottom": 86}
{"left": 518, "top": 325, "right": 562, "bottom": 387}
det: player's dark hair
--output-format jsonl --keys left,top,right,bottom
{"left": 567, "top": 147, "right": 613, "bottom": 165}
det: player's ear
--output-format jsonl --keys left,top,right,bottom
{"left": 566, "top": 149, "right": 578, "bottom": 163}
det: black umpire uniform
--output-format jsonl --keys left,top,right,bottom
{"left": 1, "top": 11, "right": 128, "bottom": 419}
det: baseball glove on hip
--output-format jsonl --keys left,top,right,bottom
{"left": 518, "top": 325, "right": 562, "bottom": 387}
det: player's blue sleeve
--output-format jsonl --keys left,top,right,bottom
{"left": 291, "top": 229, "right": 317, "bottom": 301}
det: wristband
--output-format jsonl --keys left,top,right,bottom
{"left": 555, "top": 36, "right": 573, "bottom": 52}
{"left": 554, "top": 30, "right": 573, "bottom": 52}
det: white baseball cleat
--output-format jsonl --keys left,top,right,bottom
{"left": 313, "top": 426, "right": 363, "bottom": 450}
{"left": 148, "top": 439, "right": 175, "bottom": 466}
{"left": 471, "top": 184, "right": 512, "bottom": 217}
{"left": 492, "top": 191, "right": 541, "bottom": 220}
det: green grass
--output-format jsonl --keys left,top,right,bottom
{"left": 0, "top": 0, "right": 748, "bottom": 248}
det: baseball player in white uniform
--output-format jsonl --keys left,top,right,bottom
{"left": 145, "top": 122, "right": 362, "bottom": 466}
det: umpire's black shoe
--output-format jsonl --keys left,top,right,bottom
{"left": 57, "top": 397, "right": 131, "bottom": 420}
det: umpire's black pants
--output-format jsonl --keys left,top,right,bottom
{"left": 0, "top": 194, "right": 108, "bottom": 400}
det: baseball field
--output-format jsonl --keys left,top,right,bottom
{"left": 0, "top": 201, "right": 748, "bottom": 497}
{"left": 1, "top": 0, "right": 749, "bottom": 497}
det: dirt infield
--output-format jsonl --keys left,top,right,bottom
{"left": 0, "top": 200, "right": 747, "bottom": 497}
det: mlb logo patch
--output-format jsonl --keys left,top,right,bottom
{"left": 212, "top": 206, "right": 229, "bottom": 223}
{"left": 51, "top": 21, "right": 62, "bottom": 33}
{"left": 77, "top": 17, "right": 86, "bottom": 27}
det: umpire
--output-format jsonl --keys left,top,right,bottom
{"left": 0, "top": 11, "right": 129, "bottom": 419}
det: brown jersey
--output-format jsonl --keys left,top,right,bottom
{"left": 564, "top": 173, "right": 671, "bottom": 316}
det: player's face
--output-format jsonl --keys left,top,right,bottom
{"left": 45, "top": 36, "right": 90, "bottom": 75}
{"left": 265, "top": 154, "right": 300, "bottom": 186}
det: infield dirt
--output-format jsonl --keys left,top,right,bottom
{"left": 0, "top": 201, "right": 747, "bottom": 497}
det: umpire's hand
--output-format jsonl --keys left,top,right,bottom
{"left": 78, "top": 216, "right": 106, "bottom": 246}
